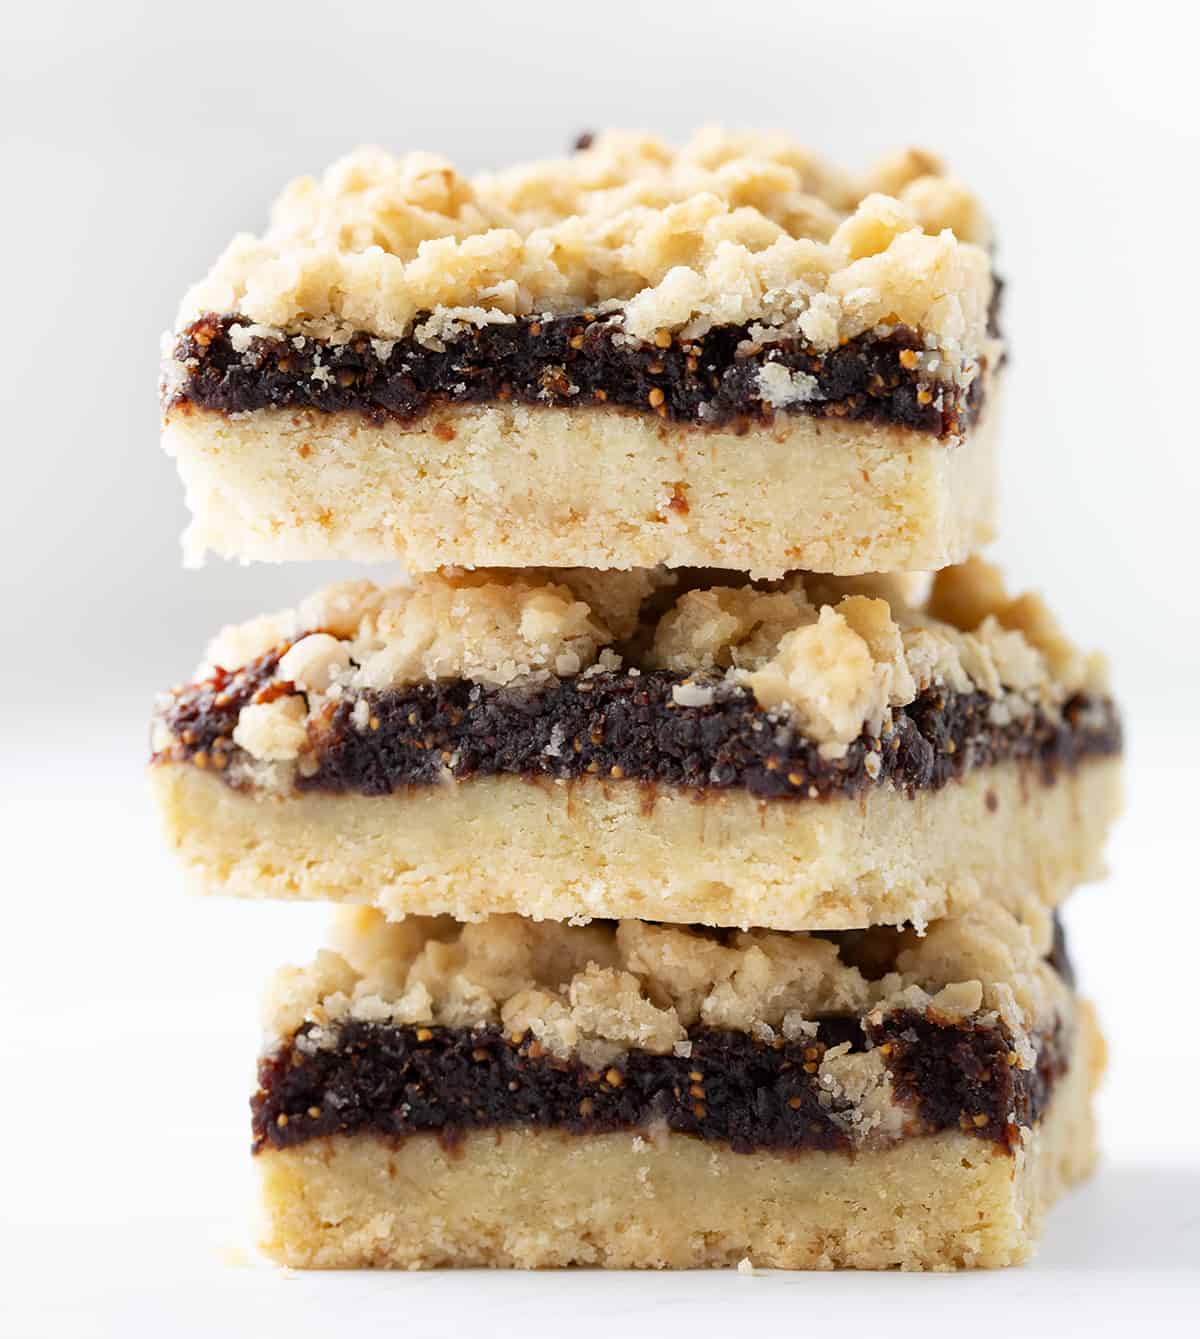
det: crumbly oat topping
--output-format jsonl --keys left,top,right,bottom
{"left": 172, "top": 129, "right": 995, "bottom": 382}
{"left": 263, "top": 899, "right": 1067, "bottom": 1072}
{"left": 175, "top": 558, "right": 1107, "bottom": 770}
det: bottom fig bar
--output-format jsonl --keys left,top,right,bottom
{"left": 253, "top": 905, "right": 1102, "bottom": 1270}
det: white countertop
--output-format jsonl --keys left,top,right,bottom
{"left": 4, "top": 722, "right": 1197, "bottom": 1337}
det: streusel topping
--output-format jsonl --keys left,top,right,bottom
{"left": 173, "top": 129, "right": 995, "bottom": 382}
{"left": 181, "top": 558, "right": 1106, "bottom": 772}
{"left": 263, "top": 900, "right": 1067, "bottom": 1068}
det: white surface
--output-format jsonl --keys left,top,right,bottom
{"left": 2, "top": 725, "right": 1198, "bottom": 1336}
{"left": 5, "top": 0, "right": 1200, "bottom": 1332}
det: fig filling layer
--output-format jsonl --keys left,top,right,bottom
{"left": 156, "top": 652, "right": 1121, "bottom": 802}
{"left": 168, "top": 311, "right": 989, "bottom": 437}
{"left": 252, "top": 1006, "right": 1067, "bottom": 1158}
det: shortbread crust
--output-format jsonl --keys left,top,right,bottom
{"left": 164, "top": 390, "right": 998, "bottom": 575}
{"left": 152, "top": 757, "right": 1120, "bottom": 931}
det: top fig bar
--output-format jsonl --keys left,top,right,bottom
{"left": 162, "top": 130, "right": 1002, "bottom": 576}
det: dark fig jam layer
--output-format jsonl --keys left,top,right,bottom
{"left": 156, "top": 654, "right": 1121, "bottom": 804}
{"left": 253, "top": 1007, "right": 1066, "bottom": 1158}
{"left": 169, "top": 310, "right": 990, "bottom": 438}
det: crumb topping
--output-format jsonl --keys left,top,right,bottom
{"left": 171, "top": 558, "right": 1106, "bottom": 776}
{"left": 263, "top": 900, "right": 1068, "bottom": 1072}
{"left": 171, "top": 129, "right": 995, "bottom": 384}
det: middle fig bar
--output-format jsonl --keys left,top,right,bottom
{"left": 150, "top": 559, "right": 1121, "bottom": 931}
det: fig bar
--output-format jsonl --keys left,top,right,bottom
{"left": 252, "top": 903, "right": 1103, "bottom": 1270}
{"left": 161, "top": 130, "right": 1001, "bottom": 577}
{"left": 150, "top": 559, "right": 1122, "bottom": 931}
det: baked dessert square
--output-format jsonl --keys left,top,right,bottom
{"left": 162, "top": 130, "right": 1001, "bottom": 577}
{"left": 150, "top": 558, "right": 1121, "bottom": 931}
{"left": 252, "top": 902, "right": 1102, "bottom": 1270}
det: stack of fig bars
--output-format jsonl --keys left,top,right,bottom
{"left": 153, "top": 131, "right": 1123, "bottom": 1271}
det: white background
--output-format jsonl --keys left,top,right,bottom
{"left": 2, "top": 1, "right": 1198, "bottom": 1334}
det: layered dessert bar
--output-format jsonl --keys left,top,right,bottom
{"left": 162, "top": 130, "right": 1001, "bottom": 577}
{"left": 253, "top": 902, "right": 1102, "bottom": 1270}
{"left": 150, "top": 558, "right": 1122, "bottom": 930}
